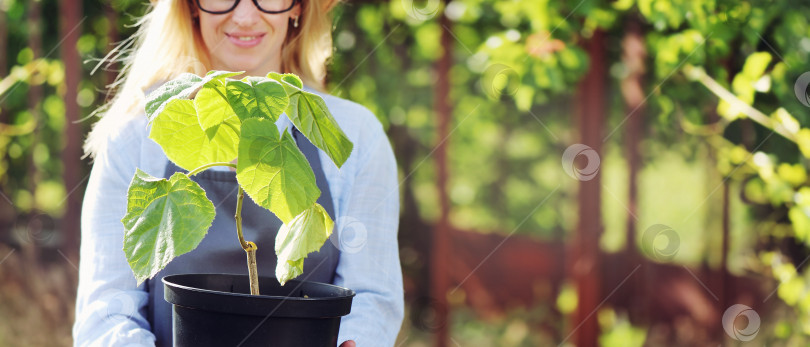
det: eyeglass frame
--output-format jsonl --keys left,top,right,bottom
{"left": 195, "top": 0, "right": 300, "bottom": 15}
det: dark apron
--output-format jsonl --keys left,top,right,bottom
{"left": 146, "top": 128, "right": 340, "bottom": 347}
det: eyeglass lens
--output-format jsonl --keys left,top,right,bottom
{"left": 198, "top": 0, "right": 295, "bottom": 14}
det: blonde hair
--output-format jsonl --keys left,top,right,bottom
{"left": 84, "top": 0, "right": 338, "bottom": 157}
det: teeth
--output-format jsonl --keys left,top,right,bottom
{"left": 235, "top": 36, "right": 258, "bottom": 41}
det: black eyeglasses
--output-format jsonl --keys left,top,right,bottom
{"left": 196, "top": 0, "right": 299, "bottom": 14}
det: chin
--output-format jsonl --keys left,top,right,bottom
{"left": 212, "top": 51, "right": 277, "bottom": 76}
{"left": 225, "top": 59, "right": 263, "bottom": 75}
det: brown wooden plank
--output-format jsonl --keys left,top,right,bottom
{"left": 570, "top": 29, "right": 607, "bottom": 347}
{"left": 59, "top": 0, "right": 82, "bottom": 259}
{"left": 430, "top": 5, "right": 453, "bottom": 347}
{"left": 620, "top": 19, "right": 646, "bottom": 320}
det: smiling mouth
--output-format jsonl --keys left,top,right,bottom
{"left": 226, "top": 33, "right": 265, "bottom": 41}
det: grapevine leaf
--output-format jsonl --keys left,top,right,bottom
{"left": 286, "top": 91, "right": 353, "bottom": 168}
{"left": 275, "top": 203, "right": 334, "bottom": 285}
{"left": 121, "top": 169, "right": 215, "bottom": 284}
{"left": 236, "top": 118, "right": 320, "bottom": 223}
{"left": 149, "top": 99, "right": 238, "bottom": 171}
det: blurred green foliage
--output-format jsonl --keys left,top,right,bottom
{"left": 0, "top": 0, "right": 146, "bottom": 222}
{"left": 331, "top": 0, "right": 594, "bottom": 240}
{"left": 331, "top": 0, "right": 810, "bottom": 343}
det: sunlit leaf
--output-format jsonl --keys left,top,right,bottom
{"left": 145, "top": 73, "right": 201, "bottom": 121}
{"left": 267, "top": 72, "right": 304, "bottom": 90}
{"left": 122, "top": 169, "right": 215, "bottom": 284}
{"left": 145, "top": 71, "right": 242, "bottom": 121}
{"left": 195, "top": 79, "right": 239, "bottom": 137}
{"left": 236, "top": 118, "right": 320, "bottom": 223}
{"left": 275, "top": 203, "right": 334, "bottom": 285}
{"left": 276, "top": 258, "right": 304, "bottom": 286}
{"left": 149, "top": 99, "right": 238, "bottom": 171}
{"left": 286, "top": 91, "right": 353, "bottom": 168}
{"left": 226, "top": 77, "right": 288, "bottom": 122}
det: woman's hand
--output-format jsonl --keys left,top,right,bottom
{"left": 340, "top": 340, "right": 356, "bottom": 347}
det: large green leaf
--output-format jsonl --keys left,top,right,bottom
{"left": 149, "top": 99, "right": 239, "bottom": 171}
{"left": 225, "top": 77, "right": 288, "bottom": 122}
{"left": 266, "top": 72, "right": 304, "bottom": 92}
{"left": 286, "top": 91, "right": 354, "bottom": 168}
{"left": 121, "top": 169, "right": 215, "bottom": 284}
{"left": 195, "top": 79, "right": 239, "bottom": 136}
{"left": 236, "top": 118, "right": 320, "bottom": 223}
{"left": 145, "top": 71, "right": 242, "bottom": 121}
{"left": 275, "top": 203, "right": 334, "bottom": 285}
{"left": 145, "top": 73, "right": 201, "bottom": 121}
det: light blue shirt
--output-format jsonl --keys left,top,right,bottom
{"left": 73, "top": 90, "right": 404, "bottom": 346}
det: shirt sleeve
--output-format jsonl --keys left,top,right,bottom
{"left": 333, "top": 129, "right": 405, "bottom": 346}
{"left": 73, "top": 122, "right": 156, "bottom": 347}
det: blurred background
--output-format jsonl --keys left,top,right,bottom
{"left": 1, "top": 0, "right": 810, "bottom": 345}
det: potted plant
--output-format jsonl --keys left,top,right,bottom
{"left": 120, "top": 70, "right": 356, "bottom": 346}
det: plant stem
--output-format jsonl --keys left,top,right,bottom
{"left": 235, "top": 186, "right": 260, "bottom": 295}
{"left": 235, "top": 186, "right": 249, "bottom": 249}
{"left": 245, "top": 241, "right": 260, "bottom": 295}
{"left": 188, "top": 162, "right": 237, "bottom": 177}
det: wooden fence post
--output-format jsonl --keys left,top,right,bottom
{"left": 59, "top": 0, "right": 82, "bottom": 259}
{"left": 571, "top": 29, "right": 607, "bottom": 347}
{"left": 431, "top": 3, "right": 453, "bottom": 347}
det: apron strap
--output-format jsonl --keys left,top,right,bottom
{"left": 292, "top": 127, "right": 336, "bottom": 220}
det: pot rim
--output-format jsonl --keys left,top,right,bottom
{"left": 162, "top": 273, "right": 356, "bottom": 302}
{"left": 163, "top": 273, "right": 355, "bottom": 318}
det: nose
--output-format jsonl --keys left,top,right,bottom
{"left": 230, "top": 0, "right": 260, "bottom": 26}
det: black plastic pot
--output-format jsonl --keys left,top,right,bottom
{"left": 162, "top": 274, "right": 355, "bottom": 347}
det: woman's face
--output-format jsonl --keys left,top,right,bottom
{"left": 196, "top": 0, "right": 299, "bottom": 76}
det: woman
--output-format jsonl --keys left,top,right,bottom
{"left": 73, "top": 0, "right": 403, "bottom": 346}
